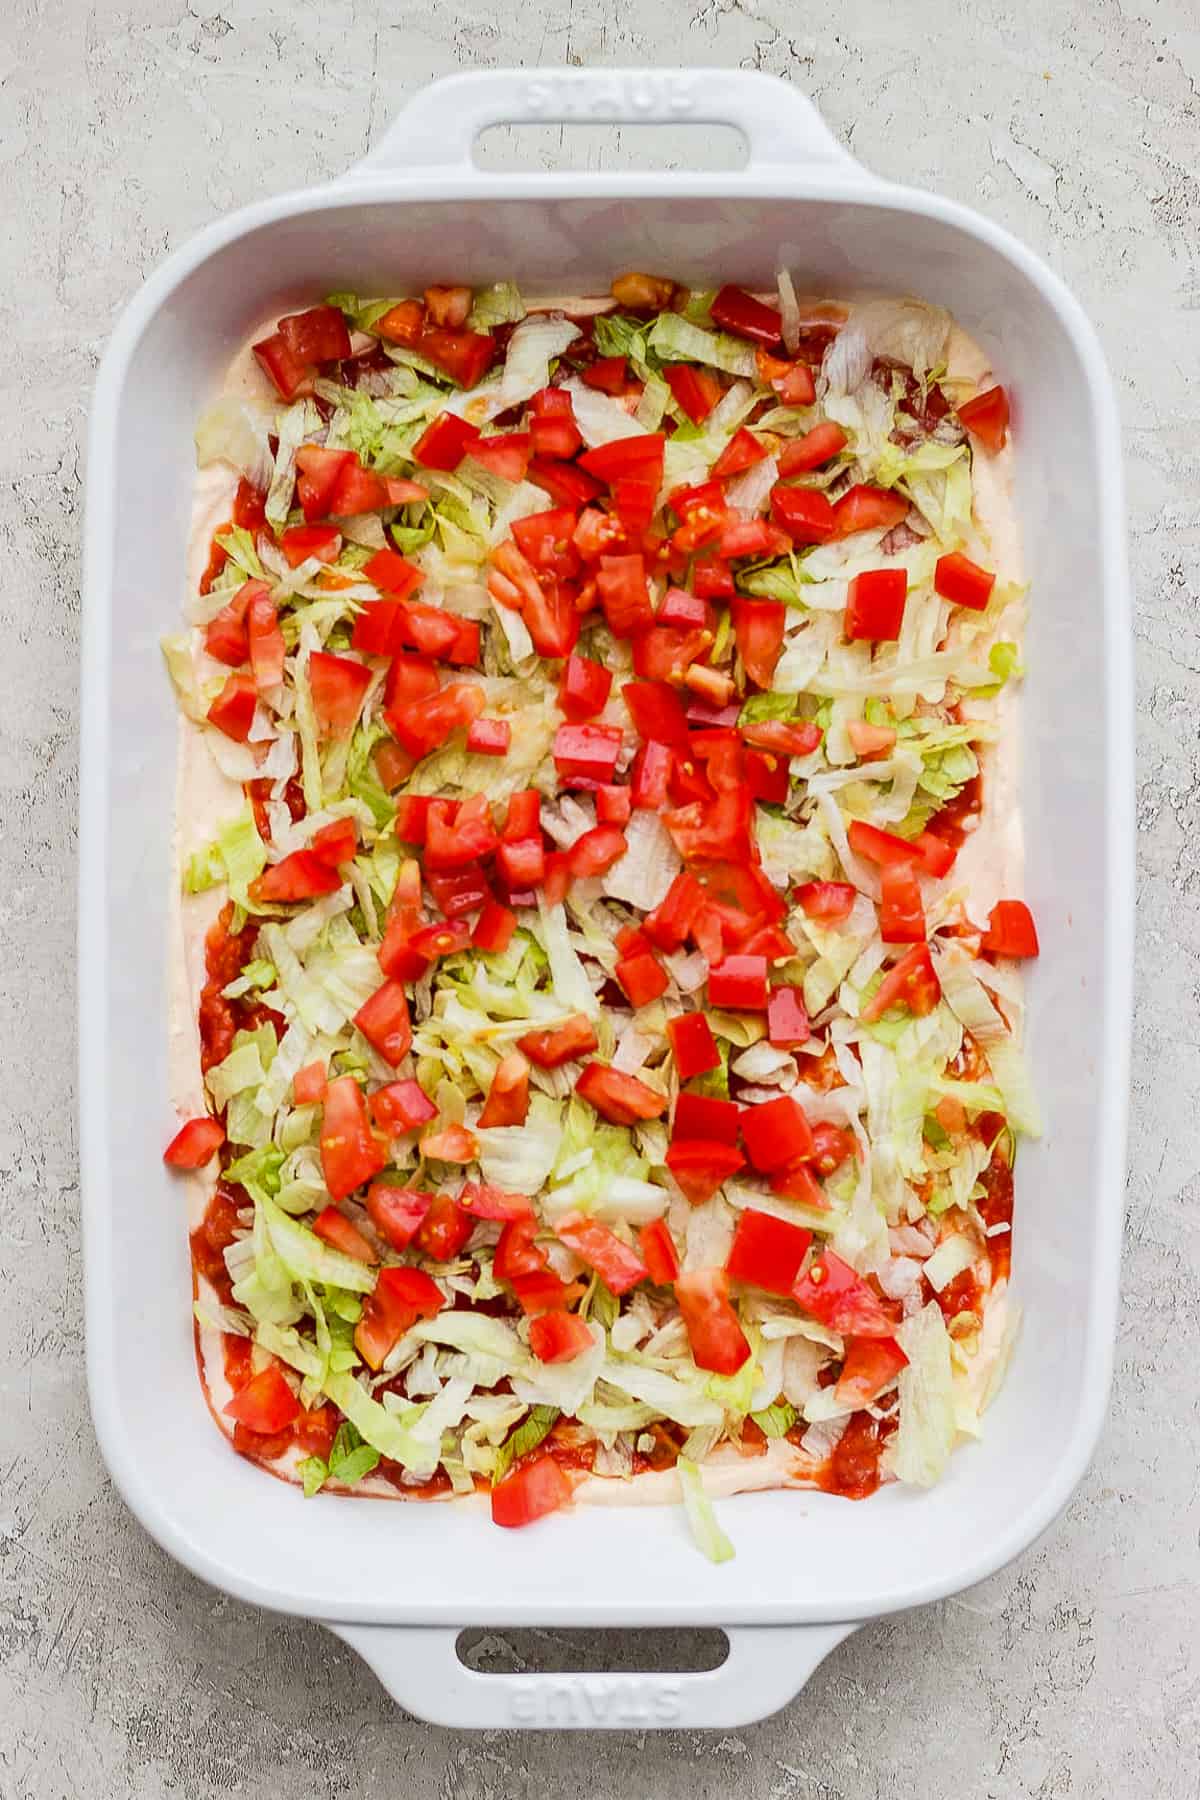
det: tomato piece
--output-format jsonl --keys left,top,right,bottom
{"left": 983, "top": 899, "right": 1040, "bottom": 958}
{"left": 494, "top": 1214, "right": 547, "bottom": 1281}
{"left": 251, "top": 849, "right": 342, "bottom": 903}
{"left": 386, "top": 681, "right": 485, "bottom": 759}
{"left": 320, "top": 1076, "right": 387, "bottom": 1200}
{"left": 615, "top": 951, "right": 668, "bottom": 1008}
{"left": 667, "top": 1011, "right": 720, "bottom": 1081}
{"left": 742, "top": 718, "right": 822, "bottom": 757}
{"left": 163, "top": 1115, "right": 224, "bottom": 1168}
{"left": 375, "top": 299, "right": 425, "bottom": 346}
{"left": 512, "top": 509, "right": 581, "bottom": 579}
{"left": 657, "top": 588, "right": 709, "bottom": 631}
{"left": 710, "top": 285, "right": 782, "bottom": 346}
{"left": 355, "top": 1264, "right": 445, "bottom": 1371}
{"left": 554, "top": 1211, "right": 649, "bottom": 1295}
{"left": 413, "top": 411, "right": 482, "bottom": 471}
{"left": 529, "top": 457, "right": 604, "bottom": 509}
{"left": 278, "top": 305, "right": 352, "bottom": 365}
{"left": 845, "top": 568, "right": 907, "bottom": 642}
{"left": 576, "top": 1062, "right": 667, "bottom": 1126}
{"left": 457, "top": 1182, "right": 532, "bottom": 1222}
{"left": 308, "top": 651, "right": 372, "bottom": 736}
{"left": 717, "top": 517, "right": 794, "bottom": 560}
{"left": 578, "top": 434, "right": 665, "bottom": 488}
{"left": 645, "top": 871, "right": 706, "bottom": 952}
{"left": 224, "top": 1366, "right": 301, "bottom": 1433}
{"left": 558, "top": 654, "right": 613, "bottom": 721}
{"left": 846, "top": 819, "right": 919, "bottom": 868}
{"left": 770, "top": 483, "right": 836, "bottom": 545}
{"left": 664, "top": 1139, "right": 746, "bottom": 1205}
{"left": 596, "top": 784, "right": 633, "bottom": 827}
{"left": 711, "top": 427, "right": 769, "bottom": 482}
{"left": 613, "top": 476, "right": 658, "bottom": 533}
{"left": 808, "top": 1122, "right": 857, "bottom": 1176}
{"left": 744, "top": 747, "right": 788, "bottom": 805}
{"left": 707, "top": 954, "right": 768, "bottom": 1010}
{"left": 383, "top": 656, "right": 439, "bottom": 719}
{"left": 553, "top": 722, "right": 622, "bottom": 783}
{"left": 370, "top": 1080, "right": 438, "bottom": 1137}
{"left": 769, "top": 1160, "right": 830, "bottom": 1208}
{"left": 326, "top": 457, "right": 390, "bottom": 516}
{"left": 424, "top": 794, "right": 499, "bottom": 871}
{"left": 861, "top": 943, "right": 941, "bottom": 1022}
{"left": 726, "top": 1208, "right": 812, "bottom": 1296}
{"left": 495, "top": 836, "right": 547, "bottom": 892}
{"left": 731, "top": 598, "right": 785, "bottom": 688}
{"left": 304, "top": 819, "right": 356, "bottom": 873}
{"left": 312, "top": 1205, "right": 378, "bottom": 1264}
{"left": 363, "top": 548, "right": 425, "bottom": 600}
{"left": 581, "top": 355, "right": 630, "bottom": 395}
{"left": 675, "top": 1268, "right": 752, "bottom": 1373}
{"left": 664, "top": 788, "right": 754, "bottom": 866}
{"left": 879, "top": 861, "right": 925, "bottom": 945}
{"left": 830, "top": 484, "right": 908, "bottom": 538}
{"left": 405, "top": 919, "right": 471, "bottom": 962}
{"left": 934, "top": 551, "right": 995, "bottom": 611}
{"left": 253, "top": 332, "right": 314, "bottom": 401}
{"left": 630, "top": 626, "right": 708, "bottom": 683}
{"left": 204, "top": 588, "right": 251, "bottom": 667}
{"left": 365, "top": 1183, "right": 432, "bottom": 1252}
{"left": 413, "top": 1192, "right": 473, "bottom": 1261}
{"left": 756, "top": 349, "right": 818, "bottom": 405}
{"left": 567, "top": 825, "right": 627, "bottom": 881}
{"left": 835, "top": 1337, "right": 908, "bottom": 1407}
{"left": 627, "top": 739, "right": 670, "bottom": 810}
{"left": 468, "top": 898, "right": 515, "bottom": 956}
{"left": 419, "top": 1122, "right": 479, "bottom": 1165}
{"left": 424, "top": 284, "right": 473, "bottom": 328}
{"left": 245, "top": 592, "right": 285, "bottom": 690}
{"left": 419, "top": 326, "right": 497, "bottom": 388}
{"left": 913, "top": 831, "right": 957, "bottom": 878}
{"left": 663, "top": 362, "right": 721, "bottom": 424}
{"left": 673, "top": 1091, "right": 740, "bottom": 1145}
{"left": 766, "top": 985, "right": 810, "bottom": 1048}
{"left": 638, "top": 1217, "right": 681, "bottom": 1286}
{"left": 777, "top": 422, "right": 848, "bottom": 476}
{"left": 530, "top": 414, "right": 583, "bottom": 459}
{"left": 572, "top": 506, "right": 631, "bottom": 564}
{"left": 206, "top": 672, "right": 257, "bottom": 742}
{"left": 597, "top": 553, "right": 655, "bottom": 637}
{"left": 740, "top": 1094, "right": 815, "bottom": 1172}
{"left": 957, "top": 384, "right": 1010, "bottom": 454}
{"left": 279, "top": 524, "right": 341, "bottom": 568}
{"left": 691, "top": 553, "right": 734, "bottom": 599}
{"left": 292, "top": 1061, "right": 327, "bottom": 1105}
{"left": 232, "top": 478, "right": 267, "bottom": 530}
{"left": 353, "top": 979, "right": 413, "bottom": 1066}
{"left": 846, "top": 719, "right": 897, "bottom": 760}
{"left": 491, "top": 1453, "right": 573, "bottom": 1529}
{"left": 518, "top": 1014, "right": 599, "bottom": 1069}
{"left": 528, "top": 1312, "right": 595, "bottom": 1364}
{"left": 792, "top": 1250, "right": 898, "bottom": 1338}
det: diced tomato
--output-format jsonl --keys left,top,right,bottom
{"left": 770, "top": 483, "right": 836, "bottom": 545}
{"left": 394, "top": 600, "right": 460, "bottom": 659}
{"left": 278, "top": 305, "right": 352, "bottom": 365}
{"left": 250, "top": 849, "right": 342, "bottom": 903}
{"left": 428, "top": 866, "right": 493, "bottom": 919}
{"left": 324, "top": 456, "right": 390, "bottom": 517}
{"left": 861, "top": 943, "right": 941, "bottom": 1022}
{"left": 756, "top": 350, "right": 817, "bottom": 406}
{"left": 691, "top": 553, "right": 734, "bottom": 600}
{"left": 613, "top": 477, "right": 658, "bottom": 533}
{"left": 627, "top": 739, "right": 669, "bottom": 810}
{"left": 312, "top": 1205, "right": 377, "bottom": 1264}
{"left": 320, "top": 1076, "right": 387, "bottom": 1200}
{"left": 253, "top": 331, "right": 314, "bottom": 401}
{"left": 792, "top": 1250, "right": 898, "bottom": 1338}
{"left": 224, "top": 1366, "right": 301, "bottom": 1433}
{"left": 232, "top": 478, "right": 267, "bottom": 530}
{"left": 830, "top": 484, "right": 908, "bottom": 538}
{"left": 846, "top": 819, "right": 919, "bottom": 868}
{"left": 463, "top": 716, "right": 509, "bottom": 757}
{"left": 983, "top": 899, "right": 1040, "bottom": 958}
{"left": 767, "top": 985, "right": 809, "bottom": 1047}
{"left": 957, "top": 384, "right": 1010, "bottom": 454}
{"left": 414, "top": 1192, "right": 473, "bottom": 1261}
{"left": 846, "top": 719, "right": 897, "bottom": 760}
{"left": 740, "top": 1094, "right": 815, "bottom": 1172}
{"left": 553, "top": 722, "right": 622, "bottom": 783}
{"left": 777, "top": 422, "right": 848, "bottom": 476}
{"left": 572, "top": 506, "right": 630, "bottom": 564}
{"left": 363, "top": 548, "right": 425, "bottom": 600}
{"left": 655, "top": 588, "right": 708, "bottom": 631}
{"left": 638, "top": 1217, "right": 680, "bottom": 1286}
{"left": 718, "top": 517, "right": 793, "bottom": 560}
{"left": 511, "top": 1267, "right": 582, "bottom": 1314}
{"left": 597, "top": 554, "right": 655, "bottom": 637}
{"left": 204, "top": 591, "right": 251, "bottom": 667}
{"left": 710, "top": 285, "right": 782, "bottom": 346}
{"left": 500, "top": 789, "right": 541, "bottom": 843}
{"left": 879, "top": 861, "right": 925, "bottom": 945}
{"left": 596, "top": 784, "right": 633, "bottom": 826}
{"left": 419, "top": 327, "right": 497, "bottom": 388}
{"left": 457, "top": 1181, "right": 531, "bottom": 1221}
{"left": 528, "top": 1311, "right": 595, "bottom": 1363}
{"left": 835, "top": 1337, "right": 908, "bottom": 1407}
{"left": 913, "top": 831, "right": 957, "bottom": 878}
{"left": 674, "top": 1268, "right": 752, "bottom": 1374}
{"left": 444, "top": 617, "right": 481, "bottom": 666}
{"left": 365, "top": 1183, "right": 432, "bottom": 1251}
{"left": 355, "top": 1264, "right": 445, "bottom": 1371}
{"left": 512, "top": 509, "right": 581, "bottom": 579}
{"left": 375, "top": 299, "right": 425, "bottom": 346}
{"left": 292, "top": 1061, "right": 327, "bottom": 1105}
{"left": 470, "top": 898, "right": 516, "bottom": 956}
{"left": 731, "top": 598, "right": 785, "bottom": 688}
{"left": 622, "top": 678, "right": 690, "bottom": 746}
{"left": 664, "top": 787, "right": 754, "bottom": 866}
{"left": 554, "top": 1211, "right": 649, "bottom": 1295}
{"left": 631, "top": 626, "right": 709, "bottom": 684}
{"left": 354, "top": 979, "right": 413, "bottom": 1066}
{"left": 518, "top": 1014, "right": 599, "bottom": 1069}
{"left": 491, "top": 1453, "right": 573, "bottom": 1529}
{"left": 558, "top": 654, "right": 613, "bottom": 721}
{"left": 494, "top": 1214, "right": 547, "bottom": 1281}
{"left": 808, "top": 1121, "right": 858, "bottom": 1176}
{"left": 576, "top": 1062, "right": 667, "bottom": 1125}
{"left": 742, "top": 718, "right": 822, "bottom": 758}
{"left": 308, "top": 651, "right": 372, "bottom": 736}
{"left": 566, "top": 825, "right": 627, "bottom": 881}
{"left": 386, "top": 681, "right": 485, "bottom": 759}
{"left": 667, "top": 1012, "right": 720, "bottom": 1082}
{"left": 383, "top": 654, "right": 439, "bottom": 717}
{"left": 581, "top": 355, "right": 631, "bottom": 395}
{"left": 529, "top": 457, "right": 603, "bottom": 508}
{"left": 206, "top": 672, "right": 257, "bottom": 742}
{"left": 707, "top": 954, "right": 768, "bottom": 1010}
{"left": 645, "top": 872, "right": 706, "bottom": 952}
{"left": 406, "top": 918, "right": 472, "bottom": 961}
{"left": 412, "top": 411, "right": 482, "bottom": 471}
{"left": 934, "top": 551, "right": 995, "bottom": 611}
{"left": 530, "top": 413, "right": 582, "bottom": 459}
{"left": 578, "top": 434, "right": 665, "bottom": 489}
{"left": 419, "top": 1121, "right": 479, "bottom": 1165}
{"left": 711, "top": 428, "right": 769, "bottom": 483}
{"left": 308, "top": 817, "right": 357, "bottom": 867}
{"left": 845, "top": 568, "right": 907, "bottom": 642}
{"left": 744, "top": 747, "right": 789, "bottom": 805}
{"left": 673, "top": 1091, "right": 741, "bottom": 1144}
{"left": 370, "top": 1080, "right": 438, "bottom": 1137}
{"left": 280, "top": 524, "right": 342, "bottom": 567}
{"left": 726, "top": 1208, "right": 812, "bottom": 1296}
{"left": 245, "top": 592, "right": 285, "bottom": 690}
{"left": 163, "top": 1115, "right": 224, "bottom": 1168}
{"left": 769, "top": 1160, "right": 830, "bottom": 1208}
{"left": 665, "top": 363, "right": 721, "bottom": 423}
{"left": 664, "top": 1139, "right": 746, "bottom": 1205}
{"left": 614, "top": 950, "right": 668, "bottom": 1008}
{"left": 425, "top": 793, "right": 500, "bottom": 872}
{"left": 390, "top": 795, "right": 431, "bottom": 848}
{"left": 495, "top": 836, "right": 546, "bottom": 891}
{"left": 423, "top": 284, "right": 473, "bottom": 328}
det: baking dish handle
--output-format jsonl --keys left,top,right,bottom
{"left": 329, "top": 1621, "right": 858, "bottom": 1730}
{"left": 350, "top": 67, "right": 867, "bottom": 181}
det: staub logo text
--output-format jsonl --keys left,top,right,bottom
{"left": 523, "top": 72, "right": 697, "bottom": 120}
{"left": 507, "top": 1675, "right": 684, "bottom": 1727}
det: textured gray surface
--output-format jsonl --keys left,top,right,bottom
{"left": 1, "top": 0, "right": 1191, "bottom": 1791}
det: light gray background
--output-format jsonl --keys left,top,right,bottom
{"left": 1, "top": 1, "right": 1191, "bottom": 1793}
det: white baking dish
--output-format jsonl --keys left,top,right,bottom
{"left": 80, "top": 67, "right": 1133, "bottom": 1730}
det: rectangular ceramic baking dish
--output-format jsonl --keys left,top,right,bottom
{"left": 79, "top": 67, "right": 1133, "bottom": 1730}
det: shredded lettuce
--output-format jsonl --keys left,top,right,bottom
{"left": 677, "top": 1457, "right": 735, "bottom": 1563}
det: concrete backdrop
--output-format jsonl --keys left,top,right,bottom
{"left": 2, "top": 1, "right": 1195, "bottom": 1793}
